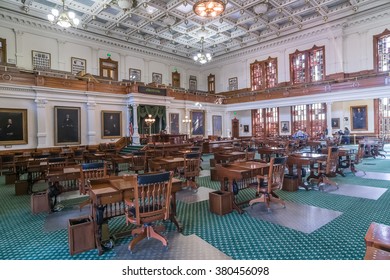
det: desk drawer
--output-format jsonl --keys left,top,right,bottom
{"left": 99, "top": 192, "right": 122, "bottom": 205}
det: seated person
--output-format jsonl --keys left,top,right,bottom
{"left": 292, "top": 129, "right": 308, "bottom": 139}
{"left": 48, "top": 181, "right": 62, "bottom": 212}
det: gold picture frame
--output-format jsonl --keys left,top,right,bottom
{"left": 101, "top": 111, "right": 122, "bottom": 138}
{"left": 54, "top": 106, "right": 81, "bottom": 145}
{"left": 0, "top": 108, "right": 28, "bottom": 145}
{"left": 191, "top": 111, "right": 205, "bottom": 136}
{"left": 351, "top": 105, "right": 368, "bottom": 130}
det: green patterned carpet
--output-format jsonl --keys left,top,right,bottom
{"left": 1, "top": 149, "right": 389, "bottom": 260}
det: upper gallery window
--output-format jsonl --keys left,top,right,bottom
{"left": 289, "top": 45, "right": 325, "bottom": 84}
{"left": 250, "top": 57, "right": 277, "bottom": 91}
{"left": 374, "top": 29, "right": 390, "bottom": 72}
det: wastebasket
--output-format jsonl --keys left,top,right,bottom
{"left": 68, "top": 216, "right": 95, "bottom": 255}
{"left": 31, "top": 191, "right": 50, "bottom": 214}
{"left": 15, "top": 180, "right": 28, "bottom": 196}
{"left": 283, "top": 174, "right": 299, "bottom": 192}
{"left": 209, "top": 190, "right": 232, "bottom": 215}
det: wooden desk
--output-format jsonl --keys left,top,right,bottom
{"left": 215, "top": 151, "right": 246, "bottom": 163}
{"left": 257, "top": 146, "right": 286, "bottom": 162}
{"left": 216, "top": 162, "right": 268, "bottom": 214}
{"left": 365, "top": 222, "right": 390, "bottom": 252}
{"left": 89, "top": 176, "right": 183, "bottom": 255}
{"left": 287, "top": 153, "right": 326, "bottom": 189}
{"left": 108, "top": 154, "right": 133, "bottom": 175}
{"left": 46, "top": 167, "right": 81, "bottom": 192}
{"left": 364, "top": 246, "right": 390, "bottom": 260}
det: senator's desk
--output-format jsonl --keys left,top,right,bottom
{"left": 257, "top": 146, "right": 286, "bottom": 162}
{"left": 45, "top": 166, "right": 81, "bottom": 192}
{"left": 287, "top": 153, "right": 326, "bottom": 189}
{"left": 215, "top": 161, "right": 269, "bottom": 214}
{"left": 89, "top": 176, "right": 183, "bottom": 255}
{"left": 214, "top": 151, "right": 247, "bottom": 163}
{"left": 202, "top": 139, "right": 240, "bottom": 154}
{"left": 107, "top": 154, "right": 133, "bottom": 175}
{"left": 154, "top": 157, "right": 185, "bottom": 174}
{"left": 365, "top": 222, "right": 390, "bottom": 252}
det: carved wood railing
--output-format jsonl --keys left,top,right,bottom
{"left": 1, "top": 65, "right": 389, "bottom": 105}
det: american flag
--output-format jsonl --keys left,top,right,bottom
{"left": 129, "top": 112, "right": 134, "bottom": 136}
{"left": 129, "top": 121, "right": 134, "bottom": 136}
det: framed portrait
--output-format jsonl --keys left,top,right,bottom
{"left": 351, "top": 105, "right": 368, "bottom": 130}
{"left": 102, "top": 111, "right": 122, "bottom": 139}
{"left": 129, "top": 68, "right": 141, "bottom": 82}
{"left": 243, "top": 125, "right": 249, "bottom": 133}
{"left": 228, "top": 77, "right": 238, "bottom": 91}
{"left": 189, "top": 79, "right": 197, "bottom": 91}
{"left": 0, "top": 109, "right": 28, "bottom": 145}
{"left": 54, "top": 106, "right": 81, "bottom": 146}
{"left": 191, "top": 111, "right": 205, "bottom": 136}
{"left": 331, "top": 118, "right": 340, "bottom": 129}
{"left": 152, "top": 72, "right": 162, "bottom": 84}
{"left": 281, "top": 121, "right": 290, "bottom": 133}
{"left": 169, "top": 113, "right": 180, "bottom": 135}
{"left": 212, "top": 115, "right": 222, "bottom": 136}
{"left": 32, "top": 50, "right": 51, "bottom": 70}
{"left": 71, "top": 57, "right": 86, "bottom": 75}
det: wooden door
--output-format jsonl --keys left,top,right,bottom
{"left": 232, "top": 118, "right": 239, "bottom": 138}
{"left": 172, "top": 71, "right": 180, "bottom": 88}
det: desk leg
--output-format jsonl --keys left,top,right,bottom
{"left": 170, "top": 193, "right": 183, "bottom": 232}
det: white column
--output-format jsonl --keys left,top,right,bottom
{"left": 224, "top": 111, "right": 231, "bottom": 138}
{"left": 57, "top": 40, "right": 66, "bottom": 70}
{"left": 165, "top": 105, "right": 170, "bottom": 133}
{"left": 13, "top": 29, "right": 24, "bottom": 67}
{"left": 120, "top": 54, "right": 126, "bottom": 81}
{"left": 91, "top": 47, "right": 99, "bottom": 75}
{"left": 144, "top": 59, "right": 150, "bottom": 83}
{"left": 326, "top": 102, "right": 332, "bottom": 137}
{"left": 132, "top": 104, "right": 140, "bottom": 145}
{"left": 35, "top": 98, "right": 48, "bottom": 148}
{"left": 86, "top": 101, "right": 97, "bottom": 145}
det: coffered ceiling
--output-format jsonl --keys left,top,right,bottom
{"left": 1, "top": 0, "right": 388, "bottom": 62}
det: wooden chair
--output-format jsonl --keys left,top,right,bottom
{"left": 249, "top": 157, "right": 287, "bottom": 212}
{"left": 79, "top": 162, "right": 109, "bottom": 195}
{"left": 129, "top": 151, "right": 146, "bottom": 174}
{"left": 312, "top": 146, "right": 339, "bottom": 191}
{"left": 181, "top": 152, "right": 201, "bottom": 191}
{"left": 124, "top": 171, "right": 173, "bottom": 253}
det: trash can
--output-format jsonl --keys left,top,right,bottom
{"left": 31, "top": 191, "right": 50, "bottom": 214}
{"left": 283, "top": 174, "right": 299, "bottom": 192}
{"left": 68, "top": 216, "right": 95, "bottom": 255}
{"left": 209, "top": 190, "right": 232, "bottom": 215}
{"left": 15, "top": 180, "right": 28, "bottom": 196}
{"left": 4, "top": 171, "right": 16, "bottom": 185}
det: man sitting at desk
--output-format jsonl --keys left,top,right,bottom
{"left": 292, "top": 128, "right": 308, "bottom": 139}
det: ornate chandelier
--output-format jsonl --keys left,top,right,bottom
{"left": 193, "top": 0, "right": 225, "bottom": 17}
{"left": 47, "top": 0, "right": 80, "bottom": 28}
{"left": 193, "top": 38, "right": 212, "bottom": 64}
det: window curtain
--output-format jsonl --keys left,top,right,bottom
{"left": 137, "top": 105, "right": 166, "bottom": 134}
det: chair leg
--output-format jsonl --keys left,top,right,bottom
{"left": 128, "top": 229, "right": 147, "bottom": 252}
{"left": 147, "top": 226, "right": 168, "bottom": 247}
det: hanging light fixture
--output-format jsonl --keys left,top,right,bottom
{"left": 193, "top": 0, "right": 225, "bottom": 17}
{"left": 193, "top": 37, "right": 212, "bottom": 64}
{"left": 47, "top": 0, "right": 80, "bottom": 28}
